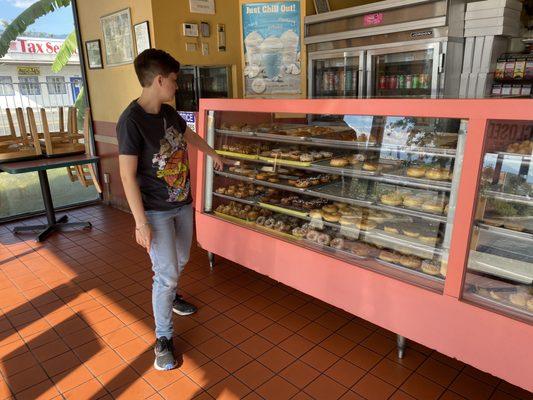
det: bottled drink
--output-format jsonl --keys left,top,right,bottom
{"left": 379, "top": 75, "right": 386, "bottom": 89}
{"left": 346, "top": 69, "right": 353, "bottom": 91}
{"left": 405, "top": 75, "right": 412, "bottom": 89}
{"left": 397, "top": 74, "right": 405, "bottom": 89}
{"left": 412, "top": 74, "right": 420, "bottom": 89}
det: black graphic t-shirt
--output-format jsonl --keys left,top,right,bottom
{"left": 117, "top": 100, "right": 192, "bottom": 211}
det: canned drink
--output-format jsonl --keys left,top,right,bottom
{"left": 379, "top": 75, "right": 387, "bottom": 89}
{"left": 322, "top": 71, "right": 329, "bottom": 91}
{"left": 421, "top": 74, "right": 429, "bottom": 89}
{"left": 338, "top": 69, "right": 345, "bottom": 93}
{"left": 412, "top": 74, "right": 420, "bottom": 89}
{"left": 352, "top": 71, "right": 358, "bottom": 93}
{"left": 389, "top": 75, "right": 398, "bottom": 89}
{"left": 397, "top": 74, "right": 405, "bottom": 89}
{"left": 327, "top": 71, "right": 334, "bottom": 91}
{"left": 346, "top": 69, "right": 353, "bottom": 91}
{"left": 405, "top": 75, "right": 412, "bottom": 89}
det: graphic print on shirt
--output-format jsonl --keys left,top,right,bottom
{"left": 152, "top": 119, "right": 190, "bottom": 202}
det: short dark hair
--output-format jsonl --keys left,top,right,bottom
{"left": 134, "top": 49, "right": 181, "bottom": 87}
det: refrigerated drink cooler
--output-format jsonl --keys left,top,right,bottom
{"left": 176, "top": 66, "right": 232, "bottom": 112}
{"left": 305, "top": 0, "right": 465, "bottom": 99}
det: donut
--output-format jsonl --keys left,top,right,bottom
{"left": 334, "top": 202, "right": 349, "bottom": 209}
{"left": 295, "top": 179, "right": 310, "bottom": 188}
{"left": 419, "top": 235, "right": 438, "bottom": 245}
{"left": 268, "top": 177, "right": 280, "bottom": 183}
{"left": 421, "top": 260, "right": 440, "bottom": 275}
{"left": 356, "top": 220, "right": 377, "bottom": 230}
{"left": 384, "top": 225, "right": 400, "bottom": 234}
{"left": 322, "top": 204, "right": 338, "bottom": 213}
{"left": 348, "top": 154, "right": 365, "bottom": 165}
{"left": 527, "top": 298, "right": 533, "bottom": 312}
{"left": 350, "top": 242, "right": 370, "bottom": 257}
{"left": 406, "top": 166, "right": 426, "bottom": 178}
{"left": 379, "top": 250, "right": 400, "bottom": 263}
{"left": 509, "top": 292, "right": 528, "bottom": 307}
{"left": 362, "top": 162, "right": 378, "bottom": 171}
{"left": 306, "top": 230, "right": 319, "bottom": 242}
{"left": 440, "top": 260, "right": 448, "bottom": 277}
{"left": 274, "top": 221, "right": 286, "bottom": 231}
{"left": 425, "top": 168, "right": 444, "bottom": 180}
{"left": 330, "top": 238, "right": 344, "bottom": 249}
{"left": 292, "top": 227, "right": 307, "bottom": 238}
{"left": 381, "top": 193, "right": 403, "bottom": 206}
{"left": 309, "top": 178, "right": 320, "bottom": 186}
{"left": 264, "top": 218, "right": 275, "bottom": 228}
{"left": 317, "top": 233, "right": 331, "bottom": 246}
{"left": 399, "top": 255, "right": 421, "bottom": 269}
{"left": 339, "top": 215, "right": 359, "bottom": 226}
{"left": 357, "top": 133, "right": 367, "bottom": 142}
{"left": 422, "top": 201, "right": 445, "bottom": 213}
{"left": 322, "top": 212, "right": 341, "bottom": 223}
{"left": 247, "top": 211, "right": 259, "bottom": 221}
{"left": 300, "top": 153, "right": 313, "bottom": 162}
{"left": 403, "top": 195, "right": 424, "bottom": 209}
{"left": 320, "top": 151, "right": 333, "bottom": 158}
{"left": 330, "top": 158, "right": 348, "bottom": 167}
{"left": 402, "top": 228, "right": 420, "bottom": 238}
{"left": 255, "top": 216, "right": 266, "bottom": 226}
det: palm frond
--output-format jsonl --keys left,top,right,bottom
{"left": 52, "top": 30, "right": 76, "bottom": 72}
{"left": 0, "top": 0, "right": 71, "bottom": 57}
{"left": 74, "top": 86, "right": 86, "bottom": 127}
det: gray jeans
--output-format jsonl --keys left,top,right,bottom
{"left": 145, "top": 203, "right": 193, "bottom": 339}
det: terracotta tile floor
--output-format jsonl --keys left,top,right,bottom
{"left": 0, "top": 205, "right": 532, "bottom": 400}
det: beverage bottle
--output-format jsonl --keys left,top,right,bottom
{"left": 406, "top": 75, "right": 412, "bottom": 89}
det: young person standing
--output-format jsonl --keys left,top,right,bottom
{"left": 117, "top": 49, "right": 227, "bottom": 370}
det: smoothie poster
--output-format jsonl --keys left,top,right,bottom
{"left": 241, "top": 1, "right": 301, "bottom": 97}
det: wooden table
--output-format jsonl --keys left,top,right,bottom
{"left": 0, "top": 154, "right": 99, "bottom": 242}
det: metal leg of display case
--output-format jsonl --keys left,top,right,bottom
{"left": 397, "top": 334, "right": 407, "bottom": 359}
{"left": 208, "top": 252, "right": 215, "bottom": 270}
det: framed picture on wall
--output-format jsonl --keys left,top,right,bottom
{"left": 134, "top": 21, "right": 151, "bottom": 54}
{"left": 100, "top": 8, "right": 134, "bottom": 66}
{"left": 85, "top": 40, "right": 103, "bottom": 69}
{"left": 313, "top": 0, "right": 331, "bottom": 13}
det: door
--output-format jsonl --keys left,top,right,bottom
{"left": 70, "top": 77, "right": 82, "bottom": 102}
{"left": 198, "top": 66, "right": 231, "bottom": 99}
{"left": 309, "top": 51, "right": 364, "bottom": 98}
{"left": 366, "top": 43, "right": 440, "bottom": 98}
{"left": 176, "top": 66, "right": 199, "bottom": 111}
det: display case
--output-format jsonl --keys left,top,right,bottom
{"left": 195, "top": 99, "right": 533, "bottom": 392}
{"left": 462, "top": 120, "right": 532, "bottom": 321}
{"left": 205, "top": 112, "right": 464, "bottom": 292}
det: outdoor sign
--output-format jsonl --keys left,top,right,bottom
{"left": 8, "top": 38, "right": 75, "bottom": 55}
{"left": 241, "top": 1, "right": 302, "bottom": 98}
{"left": 17, "top": 66, "right": 40, "bottom": 75}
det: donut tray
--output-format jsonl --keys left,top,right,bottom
{"left": 381, "top": 167, "right": 452, "bottom": 191}
{"left": 375, "top": 258, "right": 444, "bottom": 283}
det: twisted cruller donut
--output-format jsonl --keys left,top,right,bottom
{"left": 317, "top": 233, "right": 331, "bottom": 246}
{"left": 264, "top": 218, "right": 275, "bottom": 229}
{"left": 330, "top": 238, "right": 344, "bottom": 249}
{"left": 255, "top": 216, "right": 266, "bottom": 226}
{"left": 306, "top": 230, "right": 319, "bottom": 241}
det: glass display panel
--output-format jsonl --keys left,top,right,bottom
{"left": 204, "top": 111, "right": 466, "bottom": 292}
{"left": 312, "top": 56, "right": 360, "bottom": 98}
{"left": 199, "top": 67, "right": 230, "bottom": 99}
{"left": 463, "top": 120, "right": 532, "bottom": 322}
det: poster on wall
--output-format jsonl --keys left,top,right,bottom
{"left": 190, "top": 0, "right": 215, "bottom": 14}
{"left": 101, "top": 8, "right": 134, "bottom": 66}
{"left": 241, "top": 1, "right": 301, "bottom": 98}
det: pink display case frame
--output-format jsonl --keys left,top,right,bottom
{"left": 195, "top": 98, "right": 533, "bottom": 391}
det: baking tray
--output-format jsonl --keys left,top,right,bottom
{"left": 258, "top": 156, "right": 312, "bottom": 168}
{"left": 308, "top": 180, "right": 376, "bottom": 203}
{"left": 310, "top": 158, "right": 381, "bottom": 177}
{"left": 468, "top": 250, "right": 533, "bottom": 285}
{"left": 216, "top": 150, "right": 259, "bottom": 160}
{"left": 258, "top": 202, "right": 309, "bottom": 218}
{"left": 213, "top": 192, "right": 258, "bottom": 206}
{"left": 215, "top": 129, "right": 256, "bottom": 138}
{"left": 214, "top": 211, "right": 253, "bottom": 225}
{"left": 477, "top": 222, "right": 533, "bottom": 241}
{"left": 496, "top": 151, "right": 532, "bottom": 162}
{"left": 483, "top": 190, "right": 532, "bottom": 206}
{"left": 464, "top": 290, "right": 533, "bottom": 320}
{"left": 375, "top": 258, "right": 444, "bottom": 283}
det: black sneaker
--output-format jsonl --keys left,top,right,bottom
{"left": 154, "top": 337, "right": 177, "bottom": 371}
{"left": 172, "top": 294, "right": 197, "bottom": 316}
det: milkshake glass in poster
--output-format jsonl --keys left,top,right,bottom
{"left": 242, "top": 1, "right": 301, "bottom": 97}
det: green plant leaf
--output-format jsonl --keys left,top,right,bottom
{"left": 74, "top": 86, "right": 86, "bottom": 126}
{"left": 52, "top": 30, "right": 76, "bottom": 72}
{"left": 0, "top": 0, "right": 71, "bottom": 58}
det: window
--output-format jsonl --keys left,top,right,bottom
{"left": 0, "top": 76, "right": 14, "bottom": 96}
{"left": 46, "top": 76, "right": 67, "bottom": 94}
{"left": 19, "top": 76, "right": 41, "bottom": 95}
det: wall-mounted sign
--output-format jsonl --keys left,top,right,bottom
{"left": 101, "top": 8, "right": 134, "bottom": 67}
{"left": 410, "top": 30, "right": 433, "bottom": 39}
{"left": 189, "top": 0, "right": 215, "bottom": 14}
{"left": 241, "top": 1, "right": 302, "bottom": 98}
{"left": 178, "top": 111, "right": 197, "bottom": 132}
{"left": 363, "top": 13, "right": 383, "bottom": 26}
{"left": 17, "top": 66, "right": 40, "bottom": 75}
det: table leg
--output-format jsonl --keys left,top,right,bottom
{"left": 12, "top": 170, "right": 92, "bottom": 242}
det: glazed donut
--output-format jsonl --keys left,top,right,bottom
{"left": 419, "top": 235, "right": 438, "bottom": 245}
{"left": 322, "top": 204, "right": 338, "bottom": 213}
{"left": 306, "top": 230, "right": 319, "bottom": 242}
{"left": 264, "top": 218, "right": 275, "bottom": 228}
{"left": 322, "top": 212, "right": 341, "bottom": 223}
{"left": 400, "top": 255, "right": 421, "bottom": 269}
{"left": 362, "top": 162, "right": 378, "bottom": 171}
{"left": 348, "top": 154, "right": 365, "bottom": 165}
{"left": 256, "top": 173, "right": 268, "bottom": 180}
{"left": 330, "top": 158, "right": 348, "bottom": 167}
{"left": 406, "top": 166, "right": 426, "bottom": 178}
{"left": 379, "top": 250, "right": 400, "bottom": 263}
{"left": 300, "top": 153, "right": 313, "bottom": 162}
{"left": 330, "top": 238, "right": 344, "bottom": 249}
{"left": 381, "top": 193, "right": 403, "bottom": 206}
{"left": 509, "top": 292, "right": 528, "bottom": 307}
{"left": 356, "top": 220, "right": 377, "bottom": 231}
{"left": 317, "top": 233, "right": 331, "bottom": 246}
{"left": 309, "top": 209, "right": 323, "bottom": 219}
{"left": 402, "top": 228, "right": 420, "bottom": 238}
{"left": 268, "top": 177, "right": 280, "bottom": 183}
{"left": 321, "top": 151, "right": 333, "bottom": 158}
{"left": 384, "top": 225, "right": 399, "bottom": 234}
{"left": 339, "top": 215, "right": 359, "bottom": 226}
{"left": 295, "top": 179, "right": 310, "bottom": 188}
{"left": 421, "top": 260, "right": 440, "bottom": 275}
{"left": 422, "top": 201, "right": 445, "bottom": 214}
{"left": 274, "top": 221, "right": 286, "bottom": 231}
{"left": 247, "top": 211, "right": 259, "bottom": 220}
{"left": 425, "top": 168, "right": 444, "bottom": 180}
{"left": 255, "top": 216, "right": 266, "bottom": 226}
{"left": 334, "top": 202, "right": 349, "bottom": 209}
{"left": 403, "top": 196, "right": 423, "bottom": 209}
{"left": 527, "top": 298, "right": 533, "bottom": 312}
{"left": 292, "top": 227, "right": 307, "bottom": 238}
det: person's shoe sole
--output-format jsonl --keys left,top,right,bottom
{"left": 153, "top": 359, "right": 177, "bottom": 371}
{"left": 172, "top": 307, "right": 196, "bottom": 316}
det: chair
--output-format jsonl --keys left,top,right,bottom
{"left": 0, "top": 108, "right": 41, "bottom": 161}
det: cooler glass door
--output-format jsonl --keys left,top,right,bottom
{"left": 198, "top": 66, "right": 231, "bottom": 99}
{"left": 367, "top": 43, "right": 439, "bottom": 98}
{"left": 309, "top": 51, "right": 363, "bottom": 98}
{"left": 177, "top": 66, "right": 199, "bottom": 111}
